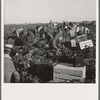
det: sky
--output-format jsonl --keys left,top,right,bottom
{"left": 4, "top": 0, "right": 96, "bottom": 24}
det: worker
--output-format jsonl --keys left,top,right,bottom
{"left": 26, "top": 29, "right": 36, "bottom": 45}
{"left": 76, "top": 23, "right": 81, "bottom": 36}
{"left": 53, "top": 22, "right": 58, "bottom": 29}
{"left": 52, "top": 27, "right": 63, "bottom": 55}
{"left": 37, "top": 26, "right": 46, "bottom": 39}
{"left": 48, "top": 20, "right": 54, "bottom": 29}
{"left": 13, "top": 28, "right": 24, "bottom": 38}
{"left": 13, "top": 28, "right": 27, "bottom": 45}
{"left": 13, "top": 28, "right": 36, "bottom": 45}
{"left": 85, "top": 27, "right": 89, "bottom": 34}
{"left": 4, "top": 44, "right": 20, "bottom": 83}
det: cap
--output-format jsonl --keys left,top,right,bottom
{"left": 4, "top": 44, "right": 13, "bottom": 52}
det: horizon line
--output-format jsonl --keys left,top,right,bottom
{"left": 4, "top": 20, "right": 96, "bottom": 25}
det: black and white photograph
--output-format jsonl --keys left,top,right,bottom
{"left": 4, "top": 0, "right": 96, "bottom": 84}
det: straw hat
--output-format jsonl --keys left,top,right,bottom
{"left": 4, "top": 44, "right": 13, "bottom": 52}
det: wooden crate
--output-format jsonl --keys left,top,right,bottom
{"left": 53, "top": 63, "right": 86, "bottom": 83}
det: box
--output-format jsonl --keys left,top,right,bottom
{"left": 77, "top": 34, "right": 87, "bottom": 43}
{"left": 79, "top": 39, "right": 93, "bottom": 50}
{"left": 53, "top": 63, "right": 86, "bottom": 83}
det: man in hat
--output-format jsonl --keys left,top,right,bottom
{"left": 13, "top": 28, "right": 28, "bottom": 45}
{"left": 13, "top": 28, "right": 24, "bottom": 38}
{"left": 4, "top": 44, "right": 20, "bottom": 83}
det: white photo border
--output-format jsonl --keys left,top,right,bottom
{"left": 1, "top": 0, "right": 99, "bottom": 100}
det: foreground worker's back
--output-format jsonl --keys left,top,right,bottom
{"left": 4, "top": 56, "right": 20, "bottom": 83}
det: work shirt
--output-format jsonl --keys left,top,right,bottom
{"left": 82, "top": 26, "right": 85, "bottom": 32}
{"left": 71, "top": 39, "right": 76, "bottom": 47}
{"left": 26, "top": 31, "right": 36, "bottom": 45}
{"left": 69, "top": 30, "right": 75, "bottom": 37}
{"left": 76, "top": 27, "right": 80, "bottom": 32}
{"left": 4, "top": 54, "right": 20, "bottom": 83}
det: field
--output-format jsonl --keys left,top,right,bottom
{"left": 4, "top": 21, "right": 96, "bottom": 83}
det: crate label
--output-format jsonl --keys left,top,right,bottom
{"left": 79, "top": 39, "right": 93, "bottom": 50}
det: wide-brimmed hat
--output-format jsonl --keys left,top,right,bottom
{"left": 13, "top": 28, "right": 16, "bottom": 33}
{"left": 13, "top": 28, "right": 24, "bottom": 35}
{"left": 4, "top": 44, "right": 13, "bottom": 52}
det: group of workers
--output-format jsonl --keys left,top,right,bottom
{"left": 11, "top": 21, "right": 89, "bottom": 51}
{"left": 4, "top": 21, "right": 89, "bottom": 83}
